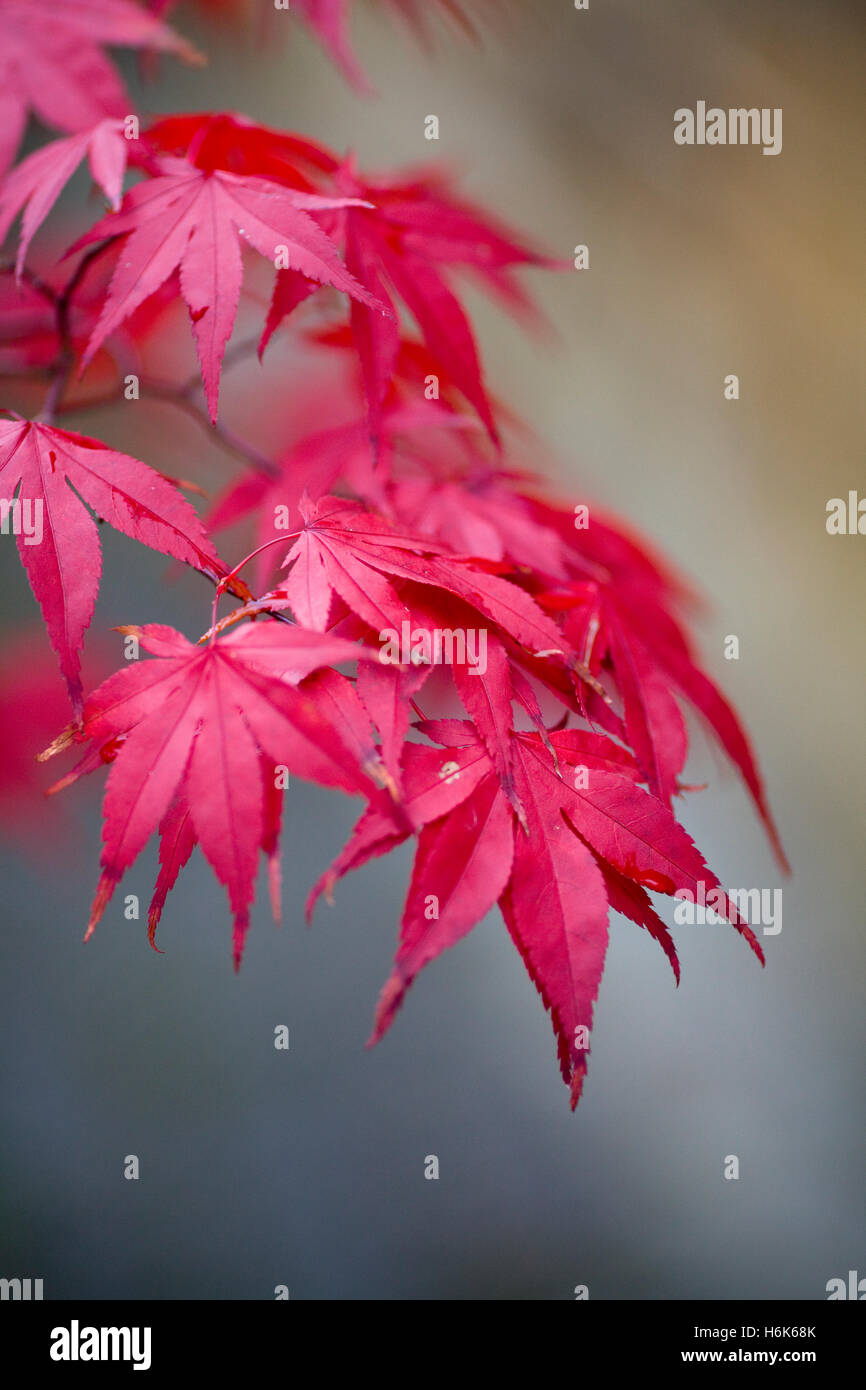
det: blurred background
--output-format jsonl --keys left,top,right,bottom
{"left": 0, "top": 0, "right": 863, "bottom": 1299}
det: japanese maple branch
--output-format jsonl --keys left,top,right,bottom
{"left": 139, "top": 380, "right": 280, "bottom": 479}
{"left": 51, "top": 330, "right": 280, "bottom": 480}
{"left": 142, "top": 334, "right": 279, "bottom": 475}
{"left": 37, "top": 247, "right": 104, "bottom": 425}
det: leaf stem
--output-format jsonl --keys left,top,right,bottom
{"left": 53, "top": 352, "right": 281, "bottom": 480}
{"left": 208, "top": 532, "right": 302, "bottom": 642}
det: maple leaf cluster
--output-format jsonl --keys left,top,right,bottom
{"left": 0, "top": 0, "right": 785, "bottom": 1108}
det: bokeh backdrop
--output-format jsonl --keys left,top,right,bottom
{"left": 0, "top": 0, "right": 863, "bottom": 1299}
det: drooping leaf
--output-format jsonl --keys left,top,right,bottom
{"left": 45, "top": 622, "right": 380, "bottom": 965}
{"left": 371, "top": 772, "right": 514, "bottom": 1041}
{"left": 0, "top": 120, "right": 130, "bottom": 278}
{"left": 313, "top": 717, "right": 760, "bottom": 1107}
{"left": 0, "top": 418, "right": 227, "bottom": 709}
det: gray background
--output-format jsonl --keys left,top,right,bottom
{"left": 0, "top": 0, "right": 863, "bottom": 1299}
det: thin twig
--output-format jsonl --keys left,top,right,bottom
{"left": 138, "top": 382, "right": 281, "bottom": 478}
{"left": 37, "top": 247, "right": 104, "bottom": 425}
{"left": 53, "top": 355, "right": 281, "bottom": 479}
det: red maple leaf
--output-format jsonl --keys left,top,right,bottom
{"left": 44, "top": 622, "right": 384, "bottom": 966}
{"left": 0, "top": 0, "right": 198, "bottom": 174}
{"left": 268, "top": 493, "right": 452, "bottom": 633}
{"left": 72, "top": 157, "right": 389, "bottom": 419}
{"left": 311, "top": 720, "right": 759, "bottom": 1107}
{"left": 0, "top": 121, "right": 130, "bottom": 277}
{"left": 142, "top": 662, "right": 388, "bottom": 950}
{"left": 254, "top": 495, "right": 607, "bottom": 731}
{"left": 141, "top": 112, "right": 339, "bottom": 188}
{"left": 0, "top": 418, "right": 227, "bottom": 710}
{"left": 123, "top": 116, "right": 553, "bottom": 442}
